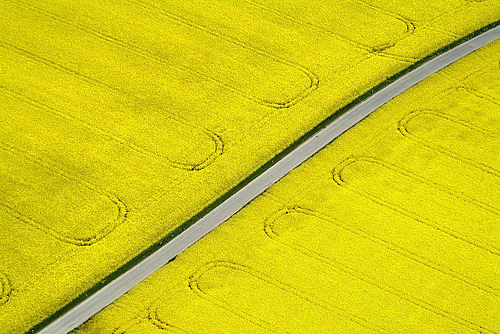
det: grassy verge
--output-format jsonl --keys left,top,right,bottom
{"left": 28, "top": 19, "right": 500, "bottom": 334}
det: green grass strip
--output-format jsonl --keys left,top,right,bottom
{"left": 28, "top": 19, "right": 500, "bottom": 334}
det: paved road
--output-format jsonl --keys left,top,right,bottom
{"left": 37, "top": 25, "right": 500, "bottom": 334}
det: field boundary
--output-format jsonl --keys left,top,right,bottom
{"left": 29, "top": 20, "right": 500, "bottom": 334}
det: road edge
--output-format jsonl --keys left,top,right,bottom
{"left": 29, "top": 19, "right": 500, "bottom": 334}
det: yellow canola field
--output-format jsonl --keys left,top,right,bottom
{"left": 0, "top": 0, "right": 499, "bottom": 332}
{"left": 76, "top": 40, "right": 500, "bottom": 333}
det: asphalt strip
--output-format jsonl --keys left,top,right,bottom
{"left": 36, "top": 24, "right": 500, "bottom": 334}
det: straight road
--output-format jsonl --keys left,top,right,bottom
{"left": 37, "top": 24, "right": 500, "bottom": 334}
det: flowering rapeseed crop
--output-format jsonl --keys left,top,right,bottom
{"left": 77, "top": 39, "right": 500, "bottom": 333}
{"left": 0, "top": 0, "right": 498, "bottom": 332}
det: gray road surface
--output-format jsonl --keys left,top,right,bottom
{"left": 37, "top": 25, "right": 500, "bottom": 334}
